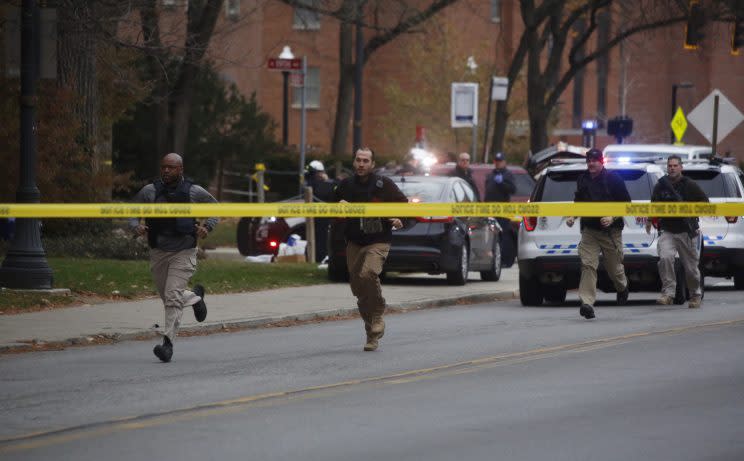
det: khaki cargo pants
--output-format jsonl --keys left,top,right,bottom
{"left": 346, "top": 241, "right": 390, "bottom": 333}
{"left": 150, "top": 247, "right": 202, "bottom": 342}
{"left": 578, "top": 227, "right": 628, "bottom": 306}
{"left": 658, "top": 231, "right": 702, "bottom": 298}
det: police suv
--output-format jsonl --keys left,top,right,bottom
{"left": 518, "top": 159, "right": 673, "bottom": 306}
{"left": 678, "top": 159, "right": 744, "bottom": 287}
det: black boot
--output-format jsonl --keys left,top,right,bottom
{"left": 153, "top": 337, "right": 173, "bottom": 362}
{"left": 192, "top": 284, "right": 207, "bottom": 322}
{"left": 616, "top": 287, "right": 629, "bottom": 306}
{"left": 579, "top": 304, "right": 595, "bottom": 319}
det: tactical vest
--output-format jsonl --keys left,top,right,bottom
{"left": 145, "top": 179, "right": 197, "bottom": 249}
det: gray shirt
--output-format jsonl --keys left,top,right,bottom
{"left": 129, "top": 181, "right": 219, "bottom": 252}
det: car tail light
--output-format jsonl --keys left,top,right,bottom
{"left": 523, "top": 216, "right": 537, "bottom": 231}
{"left": 416, "top": 216, "right": 454, "bottom": 223}
{"left": 725, "top": 216, "right": 738, "bottom": 223}
{"left": 269, "top": 240, "right": 278, "bottom": 248}
{"left": 651, "top": 218, "right": 660, "bottom": 229}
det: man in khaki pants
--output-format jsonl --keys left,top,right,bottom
{"left": 566, "top": 148, "right": 631, "bottom": 320}
{"left": 646, "top": 155, "right": 708, "bottom": 308}
{"left": 333, "top": 147, "right": 408, "bottom": 351}
{"left": 130, "top": 153, "right": 218, "bottom": 362}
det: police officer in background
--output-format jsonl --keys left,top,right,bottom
{"left": 451, "top": 152, "right": 480, "bottom": 201}
{"left": 565, "top": 148, "right": 631, "bottom": 320}
{"left": 333, "top": 147, "right": 408, "bottom": 351}
{"left": 305, "top": 160, "right": 336, "bottom": 262}
{"left": 646, "top": 154, "right": 708, "bottom": 308}
{"left": 130, "top": 153, "right": 218, "bottom": 362}
{"left": 485, "top": 152, "right": 517, "bottom": 266}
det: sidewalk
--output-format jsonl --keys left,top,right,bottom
{"left": 0, "top": 266, "right": 518, "bottom": 353}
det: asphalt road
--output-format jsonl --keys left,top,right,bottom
{"left": 2, "top": 282, "right": 743, "bottom": 460}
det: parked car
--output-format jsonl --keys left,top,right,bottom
{"left": 237, "top": 215, "right": 307, "bottom": 256}
{"left": 327, "top": 175, "right": 503, "bottom": 285}
{"left": 678, "top": 159, "right": 744, "bottom": 287}
{"left": 430, "top": 163, "right": 535, "bottom": 267}
{"left": 517, "top": 159, "right": 700, "bottom": 306}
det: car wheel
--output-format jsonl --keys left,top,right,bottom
{"left": 543, "top": 286, "right": 567, "bottom": 304}
{"left": 734, "top": 270, "right": 744, "bottom": 290}
{"left": 327, "top": 257, "right": 349, "bottom": 283}
{"left": 519, "top": 273, "right": 543, "bottom": 306}
{"left": 674, "top": 259, "right": 687, "bottom": 305}
{"left": 480, "top": 240, "right": 502, "bottom": 281}
{"left": 446, "top": 244, "right": 469, "bottom": 286}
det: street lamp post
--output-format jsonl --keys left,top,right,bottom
{"left": 279, "top": 46, "right": 294, "bottom": 146}
{"left": 0, "top": 0, "right": 53, "bottom": 289}
{"left": 671, "top": 82, "right": 693, "bottom": 143}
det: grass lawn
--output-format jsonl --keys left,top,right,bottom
{"left": 201, "top": 217, "right": 239, "bottom": 248}
{"left": 1, "top": 256, "right": 328, "bottom": 312}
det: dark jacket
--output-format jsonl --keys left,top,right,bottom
{"left": 306, "top": 175, "right": 336, "bottom": 202}
{"left": 145, "top": 179, "right": 197, "bottom": 249}
{"left": 484, "top": 167, "right": 516, "bottom": 202}
{"left": 452, "top": 166, "right": 481, "bottom": 201}
{"left": 574, "top": 168, "right": 632, "bottom": 231}
{"left": 333, "top": 173, "right": 408, "bottom": 246}
{"left": 651, "top": 175, "right": 709, "bottom": 234}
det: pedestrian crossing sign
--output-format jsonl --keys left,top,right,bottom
{"left": 671, "top": 107, "right": 688, "bottom": 144}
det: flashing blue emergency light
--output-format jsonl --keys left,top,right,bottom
{"left": 582, "top": 120, "right": 597, "bottom": 131}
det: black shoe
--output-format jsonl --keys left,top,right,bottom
{"left": 192, "top": 284, "right": 207, "bottom": 322}
{"left": 579, "top": 304, "right": 595, "bottom": 319}
{"left": 153, "top": 337, "right": 173, "bottom": 362}
{"left": 616, "top": 287, "right": 629, "bottom": 306}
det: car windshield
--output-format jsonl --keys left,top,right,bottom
{"left": 394, "top": 180, "right": 445, "bottom": 202}
{"left": 537, "top": 169, "right": 653, "bottom": 202}
{"left": 682, "top": 171, "right": 741, "bottom": 198}
{"left": 604, "top": 151, "right": 688, "bottom": 161}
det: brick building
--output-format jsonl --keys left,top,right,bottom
{"left": 213, "top": 0, "right": 744, "bottom": 162}
{"left": 4, "top": 1, "right": 743, "bottom": 163}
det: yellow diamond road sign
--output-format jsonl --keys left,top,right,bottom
{"left": 671, "top": 107, "right": 688, "bottom": 143}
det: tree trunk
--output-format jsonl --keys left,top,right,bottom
{"left": 331, "top": 22, "right": 355, "bottom": 159}
{"left": 57, "top": 0, "right": 99, "bottom": 172}
{"left": 170, "top": 0, "right": 225, "bottom": 156}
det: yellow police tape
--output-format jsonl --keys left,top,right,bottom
{"left": 1, "top": 202, "right": 743, "bottom": 218}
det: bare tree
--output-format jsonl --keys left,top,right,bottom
{"left": 280, "top": 0, "right": 462, "bottom": 158}
{"left": 492, "top": 0, "right": 732, "bottom": 155}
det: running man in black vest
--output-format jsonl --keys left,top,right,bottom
{"left": 130, "top": 153, "right": 218, "bottom": 362}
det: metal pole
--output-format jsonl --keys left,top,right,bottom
{"left": 670, "top": 84, "right": 677, "bottom": 143}
{"left": 304, "top": 186, "right": 315, "bottom": 264}
{"left": 471, "top": 124, "right": 477, "bottom": 163}
{"left": 282, "top": 71, "right": 289, "bottom": 146}
{"left": 712, "top": 94, "right": 719, "bottom": 157}
{"left": 0, "top": 0, "right": 53, "bottom": 289}
{"left": 353, "top": 19, "right": 364, "bottom": 153}
{"left": 299, "top": 56, "right": 307, "bottom": 194}
{"left": 482, "top": 76, "right": 494, "bottom": 163}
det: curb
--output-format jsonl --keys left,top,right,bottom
{"left": 0, "top": 290, "right": 519, "bottom": 354}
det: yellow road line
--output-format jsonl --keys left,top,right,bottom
{"left": 1, "top": 318, "right": 742, "bottom": 453}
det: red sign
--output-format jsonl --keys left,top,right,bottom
{"left": 267, "top": 58, "right": 302, "bottom": 71}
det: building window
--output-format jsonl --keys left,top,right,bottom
{"left": 225, "top": 0, "right": 240, "bottom": 20}
{"left": 292, "top": 67, "right": 320, "bottom": 109}
{"left": 293, "top": 0, "right": 320, "bottom": 30}
{"left": 490, "top": 0, "right": 501, "bottom": 23}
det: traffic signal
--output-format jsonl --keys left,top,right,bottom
{"left": 684, "top": 1, "right": 706, "bottom": 49}
{"left": 733, "top": 15, "right": 744, "bottom": 55}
